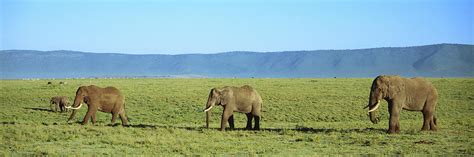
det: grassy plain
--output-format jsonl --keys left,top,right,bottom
{"left": 0, "top": 78, "right": 472, "bottom": 155}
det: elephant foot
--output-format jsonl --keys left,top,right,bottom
{"left": 430, "top": 124, "right": 438, "bottom": 131}
{"left": 386, "top": 129, "right": 400, "bottom": 134}
{"left": 421, "top": 128, "right": 437, "bottom": 132}
{"left": 107, "top": 123, "right": 120, "bottom": 127}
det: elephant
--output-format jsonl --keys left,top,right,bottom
{"left": 203, "top": 85, "right": 263, "bottom": 131}
{"left": 50, "top": 96, "right": 70, "bottom": 112}
{"left": 365, "top": 75, "right": 438, "bottom": 133}
{"left": 66, "top": 85, "right": 128, "bottom": 126}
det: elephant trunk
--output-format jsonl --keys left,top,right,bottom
{"left": 204, "top": 99, "right": 215, "bottom": 128}
{"left": 67, "top": 95, "right": 83, "bottom": 110}
{"left": 204, "top": 91, "right": 217, "bottom": 128}
{"left": 67, "top": 95, "right": 83, "bottom": 122}
{"left": 367, "top": 89, "right": 380, "bottom": 124}
{"left": 67, "top": 109, "right": 78, "bottom": 122}
{"left": 369, "top": 109, "right": 379, "bottom": 124}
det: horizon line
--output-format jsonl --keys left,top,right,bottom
{"left": 1, "top": 43, "right": 472, "bottom": 55}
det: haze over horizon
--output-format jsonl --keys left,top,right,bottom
{"left": 1, "top": 0, "right": 473, "bottom": 54}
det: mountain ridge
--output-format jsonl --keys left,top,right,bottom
{"left": 1, "top": 43, "right": 473, "bottom": 79}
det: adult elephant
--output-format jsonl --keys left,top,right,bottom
{"left": 66, "top": 85, "right": 128, "bottom": 126}
{"left": 365, "top": 75, "right": 438, "bottom": 133}
{"left": 50, "top": 96, "right": 69, "bottom": 112}
{"left": 203, "top": 85, "right": 263, "bottom": 131}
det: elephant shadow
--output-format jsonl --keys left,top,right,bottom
{"left": 239, "top": 126, "right": 386, "bottom": 134}
{"left": 24, "top": 107, "right": 54, "bottom": 113}
{"left": 123, "top": 124, "right": 199, "bottom": 131}
{"left": 123, "top": 124, "right": 386, "bottom": 134}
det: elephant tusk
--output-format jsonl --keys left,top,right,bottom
{"left": 204, "top": 105, "right": 213, "bottom": 112}
{"left": 66, "top": 103, "right": 83, "bottom": 110}
{"left": 368, "top": 100, "right": 381, "bottom": 113}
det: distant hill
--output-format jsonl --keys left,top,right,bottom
{"left": 0, "top": 44, "right": 473, "bottom": 79}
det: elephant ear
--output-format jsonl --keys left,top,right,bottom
{"left": 377, "top": 76, "right": 389, "bottom": 97}
{"left": 386, "top": 76, "right": 405, "bottom": 99}
{"left": 217, "top": 88, "right": 232, "bottom": 105}
{"left": 80, "top": 86, "right": 93, "bottom": 97}
{"left": 83, "top": 96, "right": 90, "bottom": 103}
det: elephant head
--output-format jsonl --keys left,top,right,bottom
{"left": 67, "top": 86, "right": 90, "bottom": 122}
{"left": 203, "top": 88, "right": 230, "bottom": 128}
{"left": 50, "top": 98, "right": 57, "bottom": 112}
{"left": 50, "top": 98, "right": 55, "bottom": 105}
{"left": 365, "top": 75, "right": 405, "bottom": 124}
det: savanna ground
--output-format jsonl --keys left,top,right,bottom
{"left": 0, "top": 78, "right": 472, "bottom": 155}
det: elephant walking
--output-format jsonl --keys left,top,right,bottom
{"left": 67, "top": 85, "right": 128, "bottom": 126}
{"left": 365, "top": 75, "right": 438, "bottom": 133}
{"left": 203, "top": 85, "right": 263, "bottom": 131}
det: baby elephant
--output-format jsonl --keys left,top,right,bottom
{"left": 50, "top": 96, "right": 70, "bottom": 112}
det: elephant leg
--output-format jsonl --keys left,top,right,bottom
{"left": 82, "top": 110, "right": 92, "bottom": 125}
{"left": 55, "top": 104, "right": 59, "bottom": 112}
{"left": 50, "top": 104, "right": 55, "bottom": 112}
{"left": 426, "top": 97, "right": 438, "bottom": 131}
{"left": 91, "top": 110, "right": 97, "bottom": 124}
{"left": 245, "top": 113, "right": 253, "bottom": 130}
{"left": 388, "top": 113, "right": 400, "bottom": 134}
{"left": 82, "top": 106, "right": 96, "bottom": 125}
{"left": 220, "top": 109, "right": 233, "bottom": 131}
{"left": 228, "top": 115, "right": 234, "bottom": 130}
{"left": 430, "top": 115, "right": 437, "bottom": 131}
{"left": 421, "top": 111, "right": 431, "bottom": 131}
{"left": 119, "top": 111, "right": 128, "bottom": 126}
{"left": 253, "top": 115, "right": 260, "bottom": 130}
{"left": 111, "top": 112, "right": 118, "bottom": 124}
{"left": 387, "top": 101, "right": 401, "bottom": 134}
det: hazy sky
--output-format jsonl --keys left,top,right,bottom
{"left": 1, "top": 0, "right": 472, "bottom": 54}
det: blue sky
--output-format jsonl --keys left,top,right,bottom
{"left": 1, "top": 0, "right": 472, "bottom": 54}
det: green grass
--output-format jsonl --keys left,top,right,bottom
{"left": 0, "top": 78, "right": 473, "bottom": 155}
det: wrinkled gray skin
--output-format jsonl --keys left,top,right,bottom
{"left": 68, "top": 85, "right": 128, "bottom": 126}
{"left": 204, "top": 85, "right": 263, "bottom": 131}
{"left": 366, "top": 75, "right": 438, "bottom": 134}
{"left": 50, "top": 96, "right": 69, "bottom": 112}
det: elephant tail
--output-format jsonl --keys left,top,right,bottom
{"left": 124, "top": 103, "right": 131, "bottom": 122}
